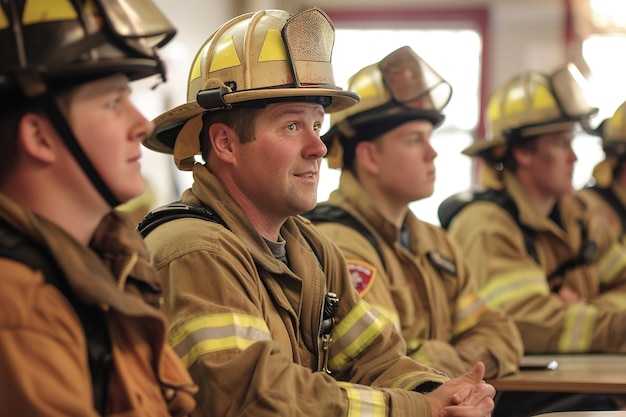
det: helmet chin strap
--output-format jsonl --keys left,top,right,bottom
{"left": 38, "top": 92, "right": 122, "bottom": 208}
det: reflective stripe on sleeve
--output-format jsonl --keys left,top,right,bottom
{"left": 597, "top": 242, "right": 626, "bottom": 286}
{"left": 329, "top": 300, "right": 391, "bottom": 370}
{"left": 369, "top": 303, "right": 401, "bottom": 331}
{"left": 558, "top": 303, "right": 597, "bottom": 352}
{"left": 168, "top": 313, "right": 272, "bottom": 367}
{"left": 452, "top": 292, "right": 490, "bottom": 335}
{"left": 479, "top": 266, "right": 548, "bottom": 309}
{"left": 336, "top": 382, "right": 386, "bottom": 417}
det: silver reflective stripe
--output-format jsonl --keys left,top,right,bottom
{"left": 168, "top": 313, "right": 272, "bottom": 367}
{"left": 337, "top": 382, "right": 386, "bottom": 417}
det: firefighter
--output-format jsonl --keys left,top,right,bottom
{"left": 0, "top": 0, "right": 197, "bottom": 416}
{"left": 443, "top": 64, "right": 626, "bottom": 414}
{"left": 578, "top": 100, "right": 626, "bottom": 245}
{"left": 141, "top": 8, "right": 495, "bottom": 417}
{"left": 304, "top": 46, "right": 523, "bottom": 380}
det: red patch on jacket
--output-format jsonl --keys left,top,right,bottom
{"left": 347, "top": 260, "right": 377, "bottom": 296}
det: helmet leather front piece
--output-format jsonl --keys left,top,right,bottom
{"left": 143, "top": 7, "right": 360, "bottom": 168}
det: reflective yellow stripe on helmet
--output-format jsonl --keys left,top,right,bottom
{"left": 479, "top": 266, "right": 548, "bottom": 309}
{"left": 597, "top": 242, "right": 626, "bottom": 286}
{"left": 209, "top": 35, "right": 241, "bottom": 72}
{"left": 452, "top": 292, "right": 490, "bottom": 335}
{"left": 328, "top": 300, "right": 391, "bottom": 369}
{"left": 169, "top": 313, "right": 272, "bottom": 368}
{"left": 0, "top": 6, "right": 8, "bottom": 29}
{"left": 258, "top": 29, "right": 288, "bottom": 62}
{"left": 23, "top": 0, "right": 78, "bottom": 24}
{"left": 558, "top": 303, "right": 597, "bottom": 352}
{"left": 336, "top": 382, "right": 386, "bottom": 417}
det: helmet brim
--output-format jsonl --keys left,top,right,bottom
{"left": 143, "top": 87, "right": 359, "bottom": 153}
{"left": 462, "top": 120, "right": 579, "bottom": 157}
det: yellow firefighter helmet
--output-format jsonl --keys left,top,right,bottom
{"left": 0, "top": 0, "right": 175, "bottom": 100}
{"left": 143, "top": 7, "right": 359, "bottom": 169}
{"left": 463, "top": 63, "right": 598, "bottom": 161}
{"left": 322, "top": 46, "right": 452, "bottom": 169}
{"left": 589, "top": 101, "right": 626, "bottom": 187}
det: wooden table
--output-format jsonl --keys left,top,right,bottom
{"left": 489, "top": 354, "right": 626, "bottom": 394}
{"left": 534, "top": 412, "right": 626, "bottom": 417}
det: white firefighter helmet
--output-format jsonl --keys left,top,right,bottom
{"left": 142, "top": 7, "right": 359, "bottom": 170}
{"left": 322, "top": 46, "right": 452, "bottom": 169}
{"left": 463, "top": 63, "right": 598, "bottom": 161}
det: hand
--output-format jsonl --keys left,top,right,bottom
{"left": 558, "top": 286, "right": 584, "bottom": 303}
{"left": 425, "top": 362, "right": 495, "bottom": 417}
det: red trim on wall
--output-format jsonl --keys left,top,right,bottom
{"left": 325, "top": 8, "right": 490, "bottom": 139}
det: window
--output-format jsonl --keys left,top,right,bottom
{"left": 320, "top": 28, "right": 482, "bottom": 226}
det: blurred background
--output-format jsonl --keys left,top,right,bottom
{"left": 131, "top": 0, "right": 626, "bottom": 226}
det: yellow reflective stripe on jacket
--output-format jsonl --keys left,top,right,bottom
{"left": 389, "top": 369, "right": 448, "bottom": 391}
{"left": 329, "top": 300, "right": 390, "bottom": 369}
{"left": 452, "top": 292, "right": 490, "bottom": 335}
{"left": 336, "top": 382, "right": 386, "bottom": 417}
{"left": 597, "top": 291, "right": 626, "bottom": 310}
{"left": 479, "top": 266, "right": 548, "bottom": 309}
{"left": 558, "top": 303, "right": 597, "bottom": 352}
{"left": 168, "top": 313, "right": 272, "bottom": 367}
{"left": 597, "top": 242, "right": 626, "bottom": 286}
{"left": 369, "top": 303, "right": 401, "bottom": 331}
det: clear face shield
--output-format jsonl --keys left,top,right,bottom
{"left": 99, "top": 0, "right": 176, "bottom": 53}
{"left": 551, "top": 63, "right": 597, "bottom": 120}
{"left": 379, "top": 46, "right": 452, "bottom": 112}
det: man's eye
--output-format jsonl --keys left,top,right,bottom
{"left": 287, "top": 123, "right": 297, "bottom": 131}
{"left": 106, "top": 99, "right": 120, "bottom": 110}
{"left": 313, "top": 123, "right": 322, "bottom": 134}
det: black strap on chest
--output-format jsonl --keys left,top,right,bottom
{"left": 438, "top": 189, "right": 539, "bottom": 263}
{"left": 302, "top": 204, "right": 457, "bottom": 276}
{"left": 138, "top": 201, "right": 324, "bottom": 265}
{"left": 438, "top": 189, "right": 598, "bottom": 292}
{"left": 302, "top": 205, "right": 386, "bottom": 271}
{"left": 587, "top": 185, "right": 626, "bottom": 234}
{"left": 0, "top": 222, "right": 111, "bottom": 415}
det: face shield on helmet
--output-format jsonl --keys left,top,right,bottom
{"left": 0, "top": 0, "right": 176, "bottom": 207}
{"left": 142, "top": 7, "right": 360, "bottom": 171}
{"left": 322, "top": 46, "right": 452, "bottom": 169}
{"left": 463, "top": 63, "right": 598, "bottom": 161}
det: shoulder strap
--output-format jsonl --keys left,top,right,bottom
{"left": 438, "top": 189, "right": 539, "bottom": 263}
{"left": 137, "top": 201, "right": 227, "bottom": 238}
{"left": 588, "top": 185, "right": 626, "bottom": 233}
{"left": 139, "top": 201, "right": 325, "bottom": 268}
{"left": 0, "top": 222, "right": 111, "bottom": 414}
{"left": 302, "top": 205, "right": 386, "bottom": 271}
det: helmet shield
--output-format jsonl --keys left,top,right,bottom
{"left": 100, "top": 0, "right": 176, "bottom": 49}
{"left": 379, "top": 46, "right": 451, "bottom": 111}
{"left": 552, "top": 63, "right": 597, "bottom": 119}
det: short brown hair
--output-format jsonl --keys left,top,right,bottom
{"left": 200, "top": 107, "right": 262, "bottom": 162}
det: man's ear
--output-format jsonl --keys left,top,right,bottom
{"left": 208, "top": 122, "right": 236, "bottom": 164}
{"left": 512, "top": 145, "right": 533, "bottom": 168}
{"left": 355, "top": 140, "right": 381, "bottom": 175}
{"left": 17, "top": 113, "right": 56, "bottom": 163}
